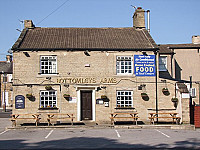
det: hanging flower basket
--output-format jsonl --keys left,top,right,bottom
{"left": 171, "top": 97, "right": 178, "bottom": 103}
{"left": 162, "top": 88, "right": 170, "bottom": 96}
{"left": 26, "top": 94, "right": 35, "bottom": 101}
{"left": 141, "top": 93, "right": 149, "bottom": 101}
{"left": 63, "top": 94, "right": 71, "bottom": 100}
{"left": 45, "top": 85, "right": 52, "bottom": 90}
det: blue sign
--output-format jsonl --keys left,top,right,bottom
{"left": 134, "top": 55, "right": 156, "bottom": 76}
{"left": 15, "top": 95, "right": 25, "bottom": 109}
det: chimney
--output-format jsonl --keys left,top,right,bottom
{"left": 24, "top": 20, "right": 35, "bottom": 29}
{"left": 6, "top": 55, "right": 12, "bottom": 63}
{"left": 192, "top": 35, "right": 200, "bottom": 44}
{"left": 133, "top": 7, "right": 145, "bottom": 29}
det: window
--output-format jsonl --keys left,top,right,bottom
{"left": 40, "top": 56, "right": 57, "bottom": 74}
{"left": 40, "top": 91, "right": 57, "bottom": 108}
{"left": 116, "top": 56, "right": 133, "bottom": 75}
{"left": 159, "top": 56, "right": 167, "bottom": 71}
{"left": 116, "top": 91, "right": 133, "bottom": 108}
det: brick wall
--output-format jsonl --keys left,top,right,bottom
{"left": 194, "top": 106, "right": 200, "bottom": 127}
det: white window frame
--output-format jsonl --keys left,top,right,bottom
{"left": 40, "top": 90, "right": 57, "bottom": 108}
{"left": 116, "top": 56, "right": 133, "bottom": 75}
{"left": 40, "top": 56, "right": 57, "bottom": 74}
{"left": 116, "top": 91, "right": 133, "bottom": 108}
{"left": 159, "top": 56, "right": 167, "bottom": 71}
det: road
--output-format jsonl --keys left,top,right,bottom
{"left": 0, "top": 127, "right": 200, "bottom": 149}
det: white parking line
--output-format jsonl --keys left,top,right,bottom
{"left": 45, "top": 130, "right": 54, "bottom": 139}
{"left": 115, "top": 130, "right": 121, "bottom": 138}
{"left": 155, "top": 129, "right": 170, "bottom": 138}
{"left": 0, "top": 130, "right": 8, "bottom": 135}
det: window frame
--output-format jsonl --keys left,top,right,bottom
{"left": 159, "top": 56, "right": 167, "bottom": 71}
{"left": 116, "top": 56, "right": 133, "bottom": 75}
{"left": 40, "top": 55, "right": 57, "bottom": 75}
{"left": 116, "top": 90, "right": 133, "bottom": 108}
{"left": 40, "top": 90, "right": 57, "bottom": 108}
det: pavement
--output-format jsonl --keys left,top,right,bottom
{"left": 0, "top": 108, "right": 196, "bottom": 131}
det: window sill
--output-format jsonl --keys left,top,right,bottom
{"left": 115, "top": 107, "right": 135, "bottom": 110}
{"left": 38, "top": 107, "right": 58, "bottom": 110}
{"left": 38, "top": 73, "right": 59, "bottom": 75}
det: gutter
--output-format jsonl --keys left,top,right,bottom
{"left": 12, "top": 47, "right": 159, "bottom": 52}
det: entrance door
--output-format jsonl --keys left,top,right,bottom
{"left": 81, "top": 90, "right": 92, "bottom": 120}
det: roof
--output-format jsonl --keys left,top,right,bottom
{"left": 12, "top": 27, "right": 158, "bottom": 51}
{"left": 158, "top": 45, "right": 173, "bottom": 54}
{"left": 0, "top": 62, "right": 13, "bottom": 74}
{"left": 177, "top": 83, "right": 189, "bottom": 93}
{"left": 159, "top": 43, "right": 200, "bottom": 51}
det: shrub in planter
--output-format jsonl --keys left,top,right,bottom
{"left": 101, "top": 95, "right": 107, "bottom": 99}
{"left": 26, "top": 93, "right": 33, "bottom": 98}
{"left": 171, "top": 97, "right": 178, "bottom": 102}
{"left": 45, "top": 85, "right": 52, "bottom": 90}
{"left": 26, "top": 94, "right": 35, "bottom": 101}
{"left": 141, "top": 93, "right": 148, "bottom": 97}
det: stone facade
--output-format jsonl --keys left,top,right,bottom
{"left": 12, "top": 50, "right": 189, "bottom": 124}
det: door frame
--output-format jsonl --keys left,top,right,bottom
{"left": 76, "top": 86, "right": 96, "bottom": 121}
{"left": 80, "top": 90, "right": 93, "bottom": 120}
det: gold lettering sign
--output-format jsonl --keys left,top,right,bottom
{"left": 57, "top": 78, "right": 117, "bottom": 84}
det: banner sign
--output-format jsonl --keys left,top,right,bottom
{"left": 134, "top": 55, "right": 156, "bottom": 76}
{"left": 15, "top": 95, "right": 25, "bottom": 109}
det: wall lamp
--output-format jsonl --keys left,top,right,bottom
{"left": 142, "top": 52, "right": 148, "bottom": 56}
{"left": 23, "top": 52, "right": 30, "bottom": 57}
{"left": 84, "top": 50, "right": 90, "bottom": 56}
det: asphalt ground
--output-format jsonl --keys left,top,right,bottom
{"left": 0, "top": 110, "right": 199, "bottom": 149}
{"left": 0, "top": 125, "right": 200, "bottom": 149}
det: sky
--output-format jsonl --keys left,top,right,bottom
{"left": 0, "top": 0, "right": 200, "bottom": 60}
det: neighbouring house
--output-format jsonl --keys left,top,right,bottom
{"left": 158, "top": 37, "right": 200, "bottom": 124}
{"left": 11, "top": 7, "right": 191, "bottom": 125}
{"left": 0, "top": 55, "right": 13, "bottom": 108}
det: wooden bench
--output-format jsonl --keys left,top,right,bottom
{"left": 10, "top": 114, "right": 41, "bottom": 127}
{"left": 148, "top": 112, "right": 181, "bottom": 125}
{"left": 110, "top": 112, "right": 139, "bottom": 125}
{"left": 47, "top": 113, "right": 75, "bottom": 126}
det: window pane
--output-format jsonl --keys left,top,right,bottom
{"left": 40, "top": 90, "right": 57, "bottom": 108}
{"left": 116, "top": 90, "right": 133, "bottom": 107}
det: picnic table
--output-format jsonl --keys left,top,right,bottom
{"left": 47, "top": 113, "right": 74, "bottom": 126}
{"left": 10, "top": 114, "right": 41, "bottom": 127}
{"left": 148, "top": 112, "right": 181, "bottom": 124}
{"left": 110, "top": 111, "right": 139, "bottom": 125}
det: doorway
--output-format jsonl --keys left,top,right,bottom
{"left": 81, "top": 90, "right": 92, "bottom": 120}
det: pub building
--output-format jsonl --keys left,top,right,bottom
{"left": 11, "top": 7, "right": 192, "bottom": 125}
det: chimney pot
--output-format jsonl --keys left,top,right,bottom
{"left": 6, "top": 55, "right": 12, "bottom": 63}
{"left": 133, "top": 7, "right": 145, "bottom": 29}
{"left": 192, "top": 35, "right": 200, "bottom": 44}
{"left": 24, "top": 20, "right": 35, "bottom": 29}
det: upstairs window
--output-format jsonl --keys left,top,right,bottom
{"left": 40, "top": 56, "right": 57, "bottom": 74}
{"left": 159, "top": 56, "right": 167, "bottom": 71}
{"left": 116, "top": 56, "right": 133, "bottom": 75}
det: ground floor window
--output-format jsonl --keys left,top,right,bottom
{"left": 40, "top": 91, "right": 57, "bottom": 108}
{"left": 116, "top": 91, "right": 133, "bottom": 108}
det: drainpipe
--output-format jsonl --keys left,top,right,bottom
{"left": 147, "top": 10, "right": 150, "bottom": 32}
{"left": 154, "top": 51, "right": 158, "bottom": 122}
